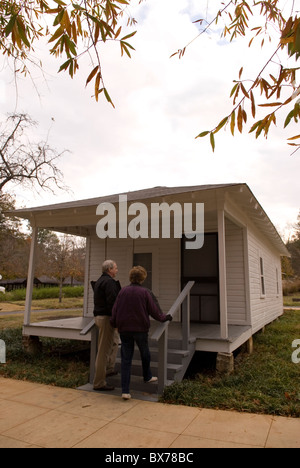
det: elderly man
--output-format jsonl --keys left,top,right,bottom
{"left": 93, "top": 260, "right": 121, "bottom": 391}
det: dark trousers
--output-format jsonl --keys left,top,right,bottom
{"left": 120, "top": 332, "right": 152, "bottom": 393}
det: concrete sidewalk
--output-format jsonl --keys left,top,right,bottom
{"left": 0, "top": 377, "right": 299, "bottom": 448}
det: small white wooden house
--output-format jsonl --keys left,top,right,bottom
{"left": 8, "top": 184, "right": 289, "bottom": 392}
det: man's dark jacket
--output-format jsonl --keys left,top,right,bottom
{"left": 93, "top": 272, "right": 121, "bottom": 317}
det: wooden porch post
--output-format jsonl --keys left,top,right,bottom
{"left": 83, "top": 236, "right": 91, "bottom": 317}
{"left": 218, "top": 209, "right": 228, "bottom": 340}
{"left": 24, "top": 227, "right": 38, "bottom": 326}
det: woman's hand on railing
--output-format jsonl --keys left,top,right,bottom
{"left": 164, "top": 314, "right": 173, "bottom": 322}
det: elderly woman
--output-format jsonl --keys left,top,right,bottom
{"left": 111, "top": 266, "right": 172, "bottom": 400}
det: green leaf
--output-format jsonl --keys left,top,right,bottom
{"left": 295, "top": 23, "right": 300, "bottom": 56}
{"left": 95, "top": 72, "right": 101, "bottom": 101}
{"left": 48, "top": 25, "right": 64, "bottom": 43}
{"left": 16, "top": 18, "right": 31, "bottom": 48}
{"left": 210, "top": 132, "right": 215, "bottom": 152}
{"left": 230, "top": 111, "right": 235, "bottom": 136}
{"left": 58, "top": 58, "right": 72, "bottom": 73}
{"left": 72, "top": 3, "right": 85, "bottom": 11}
{"left": 214, "top": 116, "right": 228, "bottom": 133}
{"left": 284, "top": 109, "right": 295, "bottom": 128}
{"left": 230, "top": 83, "right": 238, "bottom": 98}
{"left": 121, "top": 31, "right": 137, "bottom": 41}
{"left": 249, "top": 120, "right": 261, "bottom": 134}
{"left": 53, "top": 9, "right": 65, "bottom": 27}
{"left": 104, "top": 88, "right": 115, "bottom": 108}
{"left": 65, "top": 36, "right": 77, "bottom": 56}
{"left": 120, "top": 41, "right": 133, "bottom": 57}
{"left": 195, "top": 131, "right": 210, "bottom": 138}
{"left": 53, "top": 0, "right": 67, "bottom": 5}
{"left": 5, "top": 15, "right": 17, "bottom": 37}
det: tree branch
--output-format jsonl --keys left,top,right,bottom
{"left": 0, "top": 113, "right": 69, "bottom": 194}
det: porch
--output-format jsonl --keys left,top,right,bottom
{"left": 23, "top": 312, "right": 252, "bottom": 394}
{"left": 167, "top": 322, "right": 252, "bottom": 354}
{"left": 22, "top": 280, "right": 252, "bottom": 394}
{"left": 23, "top": 316, "right": 252, "bottom": 354}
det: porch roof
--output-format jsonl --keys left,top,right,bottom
{"left": 9, "top": 184, "right": 235, "bottom": 214}
{"left": 6, "top": 183, "right": 289, "bottom": 256}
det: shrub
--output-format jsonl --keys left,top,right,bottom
{"left": 283, "top": 279, "right": 300, "bottom": 296}
{"left": 1, "top": 286, "right": 84, "bottom": 302}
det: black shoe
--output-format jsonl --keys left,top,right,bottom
{"left": 93, "top": 385, "right": 115, "bottom": 391}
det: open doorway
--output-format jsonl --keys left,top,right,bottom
{"left": 182, "top": 233, "right": 220, "bottom": 324}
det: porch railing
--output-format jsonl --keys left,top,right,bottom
{"left": 151, "top": 281, "right": 195, "bottom": 394}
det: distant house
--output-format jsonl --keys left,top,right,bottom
{"left": 37, "top": 276, "right": 59, "bottom": 288}
{"left": 0, "top": 276, "right": 84, "bottom": 292}
{"left": 0, "top": 278, "right": 36, "bottom": 292}
{"left": 0, "top": 276, "right": 59, "bottom": 291}
{"left": 63, "top": 277, "right": 84, "bottom": 287}
{"left": 7, "top": 184, "right": 289, "bottom": 392}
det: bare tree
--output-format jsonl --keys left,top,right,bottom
{"left": 0, "top": 113, "right": 68, "bottom": 193}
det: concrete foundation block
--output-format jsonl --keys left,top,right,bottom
{"left": 22, "top": 335, "right": 42, "bottom": 355}
{"left": 216, "top": 352, "right": 234, "bottom": 375}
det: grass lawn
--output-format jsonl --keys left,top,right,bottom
{"left": 162, "top": 309, "right": 300, "bottom": 417}
{"left": 283, "top": 294, "right": 300, "bottom": 307}
{"left": 0, "top": 306, "right": 299, "bottom": 417}
{"left": 0, "top": 297, "right": 83, "bottom": 313}
{"left": 0, "top": 309, "right": 89, "bottom": 388}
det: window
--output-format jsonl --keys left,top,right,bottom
{"left": 276, "top": 267, "right": 279, "bottom": 296}
{"left": 260, "top": 257, "right": 265, "bottom": 297}
{"left": 133, "top": 253, "right": 152, "bottom": 290}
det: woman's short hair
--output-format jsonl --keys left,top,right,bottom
{"left": 102, "top": 260, "right": 116, "bottom": 273}
{"left": 129, "top": 266, "right": 147, "bottom": 284}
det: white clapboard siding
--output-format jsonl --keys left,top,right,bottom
{"left": 225, "top": 218, "right": 247, "bottom": 324}
{"left": 86, "top": 233, "right": 181, "bottom": 318}
{"left": 247, "top": 225, "right": 283, "bottom": 333}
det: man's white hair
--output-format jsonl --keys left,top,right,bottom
{"left": 102, "top": 259, "right": 116, "bottom": 273}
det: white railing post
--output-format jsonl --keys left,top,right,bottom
{"left": 152, "top": 281, "right": 194, "bottom": 394}
{"left": 157, "top": 328, "right": 168, "bottom": 394}
{"left": 24, "top": 227, "right": 38, "bottom": 327}
{"left": 182, "top": 292, "right": 191, "bottom": 350}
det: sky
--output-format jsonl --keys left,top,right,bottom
{"left": 0, "top": 0, "right": 299, "bottom": 239}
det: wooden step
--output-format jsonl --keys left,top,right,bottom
{"left": 108, "top": 331, "right": 197, "bottom": 394}
{"left": 131, "top": 347, "right": 190, "bottom": 364}
{"left": 114, "top": 358, "right": 183, "bottom": 381}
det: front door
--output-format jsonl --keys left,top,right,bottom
{"left": 182, "top": 233, "right": 220, "bottom": 324}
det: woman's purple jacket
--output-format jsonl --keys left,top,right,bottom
{"left": 110, "top": 283, "right": 169, "bottom": 333}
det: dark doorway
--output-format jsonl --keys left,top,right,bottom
{"left": 182, "top": 233, "right": 220, "bottom": 324}
{"left": 133, "top": 252, "right": 152, "bottom": 290}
